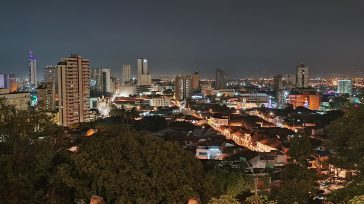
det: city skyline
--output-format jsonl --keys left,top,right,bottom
{"left": 1, "top": 0, "right": 364, "bottom": 78}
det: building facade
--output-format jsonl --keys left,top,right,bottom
{"left": 29, "top": 51, "right": 37, "bottom": 87}
{"left": 216, "top": 69, "right": 226, "bottom": 89}
{"left": 175, "top": 74, "right": 193, "bottom": 101}
{"left": 57, "top": 55, "right": 90, "bottom": 126}
{"left": 337, "top": 79, "right": 352, "bottom": 95}
{"left": 296, "top": 63, "right": 309, "bottom": 88}
{"left": 137, "top": 57, "right": 151, "bottom": 86}
{"left": 121, "top": 64, "right": 131, "bottom": 86}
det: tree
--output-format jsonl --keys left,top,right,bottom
{"left": 270, "top": 133, "right": 317, "bottom": 203}
{"left": 271, "top": 164, "right": 318, "bottom": 204}
{"left": 288, "top": 134, "right": 312, "bottom": 167}
{"left": 208, "top": 194, "right": 240, "bottom": 204}
{"left": 58, "top": 126, "right": 207, "bottom": 203}
{"left": 326, "top": 105, "right": 364, "bottom": 202}
{"left": 134, "top": 116, "right": 167, "bottom": 131}
{"left": 0, "top": 98, "right": 67, "bottom": 203}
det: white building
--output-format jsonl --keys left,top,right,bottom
{"left": 337, "top": 79, "right": 352, "bottom": 95}
{"left": 150, "top": 97, "right": 171, "bottom": 107}
{"left": 29, "top": 51, "right": 37, "bottom": 87}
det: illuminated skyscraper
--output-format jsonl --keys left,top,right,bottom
{"left": 29, "top": 51, "right": 37, "bottom": 87}
{"left": 137, "top": 57, "right": 151, "bottom": 86}
{"left": 296, "top": 63, "right": 309, "bottom": 88}
{"left": 337, "top": 79, "right": 352, "bottom": 95}
{"left": 57, "top": 55, "right": 90, "bottom": 126}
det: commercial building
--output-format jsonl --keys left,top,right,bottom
{"left": 149, "top": 97, "right": 171, "bottom": 107}
{"left": 337, "top": 79, "right": 352, "bottom": 95}
{"left": 288, "top": 94, "right": 320, "bottom": 110}
{"left": 57, "top": 55, "right": 90, "bottom": 126}
{"left": 175, "top": 74, "right": 193, "bottom": 101}
{"left": 0, "top": 88, "right": 29, "bottom": 110}
{"left": 29, "top": 51, "right": 37, "bottom": 87}
{"left": 137, "top": 57, "right": 151, "bottom": 86}
{"left": 296, "top": 63, "right": 309, "bottom": 88}
{"left": 215, "top": 69, "right": 226, "bottom": 89}
{"left": 101, "top": 68, "right": 111, "bottom": 93}
{"left": 121, "top": 64, "right": 131, "bottom": 86}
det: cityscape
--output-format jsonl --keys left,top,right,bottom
{"left": 1, "top": 1, "right": 364, "bottom": 204}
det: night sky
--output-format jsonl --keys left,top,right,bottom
{"left": 0, "top": 0, "right": 364, "bottom": 79}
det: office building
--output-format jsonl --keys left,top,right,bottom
{"left": 216, "top": 69, "right": 226, "bottom": 89}
{"left": 288, "top": 94, "right": 320, "bottom": 110}
{"left": 29, "top": 51, "right": 37, "bottom": 87}
{"left": 137, "top": 57, "right": 151, "bottom": 86}
{"left": 296, "top": 63, "right": 309, "bottom": 88}
{"left": 90, "top": 68, "right": 112, "bottom": 94}
{"left": 175, "top": 74, "right": 193, "bottom": 101}
{"left": 337, "top": 79, "right": 352, "bottom": 95}
{"left": 122, "top": 64, "right": 131, "bottom": 86}
{"left": 101, "top": 68, "right": 111, "bottom": 93}
{"left": 57, "top": 55, "right": 90, "bottom": 126}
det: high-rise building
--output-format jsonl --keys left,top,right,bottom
{"left": 122, "top": 64, "right": 131, "bottom": 86}
{"left": 191, "top": 71, "right": 200, "bottom": 90}
{"left": 337, "top": 79, "right": 352, "bottom": 95}
{"left": 296, "top": 63, "right": 309, "bottom": 88}
{"left": 57, "top": 55, "right": 90, "bottom": 126}
{"left": 273, "top": 75, "right": 283, "bottom": 91}
{"left": 101, "top": 68, "right": 111, "bottom": 93}
{"left": 29, "top": 51, "right": 37, "bottom": 87}
{"left": 44, "top": 66, "right": 57, "bottom": 84}
{"left": 37, "top": 82, "right": 56, "bottom": 111}
{"left": 175, "top": 74, "right": 193, "bottom": 101}
{"left": 90, "top": 68, "right": 102, "bottom": 93}
{"left": 137, "top": 57, "right": 151, "bottom": 86}
{"left": 215, "top": 69, "right": 226, "bottom": 89}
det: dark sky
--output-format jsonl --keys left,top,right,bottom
{"left": 1, "top": 0, "right": 364, "bottom": 79}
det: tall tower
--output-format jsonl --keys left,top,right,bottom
{"left": 137, "top": 57, "right": 151, "bottom": 86}
{"left": 215, "top": 69, "right": 226, "bottom": 89}
{"left": 296, "top": 63, "right": 309, "bottom": 88}
{"left": 29, "top": 51, "right": 37, "bottom": 87}
{"left": 122, "top": 64, "right": 131, "bottom": 86}
{"left": 101, "top": 68, "right": 111, "bottom": 93}
{"left": 57, "top": 55, "right": 90, "bottom": 126}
